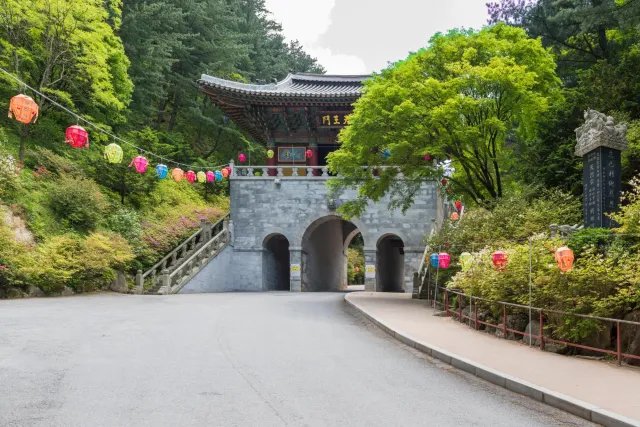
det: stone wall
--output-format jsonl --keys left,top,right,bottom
{"left": 180, "top": 175, "right": 440, "bottom": 293}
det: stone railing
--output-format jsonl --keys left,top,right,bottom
{"left": 231, "top": 165, "right": 331, "bottom": 178}
{"left": 135, "top": 214, "right": 230, "bottom": 294}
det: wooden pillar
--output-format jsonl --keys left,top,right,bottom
{"left": 267, "top": 143, "right": 276, "bottom": 176}
{"left": 309, "top": 141, "right": 318, "bottom": 176}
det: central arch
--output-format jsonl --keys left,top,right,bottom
{"left": 262, "top": 233, "right": 290, "bottom": 291}
{"left": 300, "top": 215, "right": 364, "bottom": 292}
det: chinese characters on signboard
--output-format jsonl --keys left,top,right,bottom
{"left": 318, "top": 112, "right": 350, "bottom": 128}
{"left": 278, "top": 147, "right": 306, "bottom": 162}
{"left": 582, "top": 147, "right": 621, "bottom": 228}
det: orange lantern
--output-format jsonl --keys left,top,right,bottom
{"left": 172, "top": 168, "right": 184, "bottom": 182}
{"left": 555, "top": 246, "right": 574, "bottom": 272}
{"left": 354, "top": 266, "right": 360, "bottom": 272}
{"left": 65, "top": 125, "right": 89, "bottom": 148}
{"left": 9, "top": 94, "right": 39, "bottom": 124}
{"left": 450, "top": 212, "right": 459, "bottom": 221}
{"left": 492, "top": 250, "right": 508, "bottom": 271}
{"left": 221, "top": 168, "right": 229, "bottom": 178}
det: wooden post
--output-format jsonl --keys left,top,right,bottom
{"left": 617, "top": 321, "right": 622, "bottom": 366}
{"left": 503, "top": 305, "right": 507, "bottom": 339}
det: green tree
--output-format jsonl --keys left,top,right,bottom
{"left": 328, "top": 25, "right": 561, "bottom": 216}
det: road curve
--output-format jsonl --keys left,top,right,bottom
{"left": 0, "top": 292, "right": 595, "bottom": 427}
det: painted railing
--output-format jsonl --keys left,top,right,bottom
{"left": 135, "top": 214, "right": 230, "bottom": 294}
{"left": 437, "top": 287, "right": 640, "bottom": 366}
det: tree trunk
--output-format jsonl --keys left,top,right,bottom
{"left": 19, "top": 124, "right": 29, "bottom": 163}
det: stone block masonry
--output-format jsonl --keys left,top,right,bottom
{"left": 180, "top": 171, "right": 441, "bottom": 293}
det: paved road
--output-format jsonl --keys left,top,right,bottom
{"left": 0, "top": 292, "right": 595, "bottom": 427}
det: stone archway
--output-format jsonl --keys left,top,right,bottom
{"left": 300, "top": 215, "right": 363, "bottom": 292}
{"left": 262, "top": 233, "right": 290, "bottom": 291}
{"left": 376, "top": 234, "right": 405, "bottom": 292}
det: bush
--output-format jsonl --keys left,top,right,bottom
{"left": 103, "top": 208, "right": 142, "bottom": 243}
{"left": 0, "top": 152, "right": 20, "bottom": 200}
{"left": 47, "top": 175, "right": 107, "bottom": 231}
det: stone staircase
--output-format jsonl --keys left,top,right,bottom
{"left": 135, "top": 214, "right": 230, "bottom": 295}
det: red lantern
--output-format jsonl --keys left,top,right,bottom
{"left": 130, "top": 156, "right": 149, "bottom": 173}
{"left": 206, "top": 171, "right": 215, "bottom": 182}
{"left": 441, "top": 178, "right": 448, "bottom": 186}
{"left": 185, "top": 170, "right": 196, "bottom": 183}
{"left": 454, "top": 200, "right": 462, "bottom": 211}
{"left": 8, "top": 94, "right": 39, "bottom": 124}
{"left": 450, "top": 212, "right": 459, "bottom": 221}
{"left": 555, "top": 246, "right": 574, "bottom": 272}
{"left": 354, "top": 266, "right": 360, "bottom": 272}
{"left": 306, "top": 149, "right": 313, "bottom": 159}
{"left": 492, "top": 250, "right": 508, "bottom": 271}
{"left": 65, "top": 125, "right": 89, "bottom": 148}
{"left": 438, "top": 253, "right": 451, "bottom": 269}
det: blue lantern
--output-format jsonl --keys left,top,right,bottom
{"left": 214, "top": 170, "right": 223, "bottom": 181}
{"left": 430, "top": 253, "right": 439, "bottom": 268}
{"left": 155, "top": 164, "right": 168, "bottom": 179}
{"left": 382, "top": 149, "right": 391, "bottom": 160}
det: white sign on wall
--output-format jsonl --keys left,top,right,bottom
{"left": 365, "top": 265, "right": 376, "bottom": 279}
{"left": 290, "top": 264, "right": 301, "bottom": 278}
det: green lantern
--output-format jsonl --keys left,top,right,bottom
{"left": 460, "top": 252, "right": 473, "bottom": 271}
{"left": 197, "top": 171, "right": 206, "bottom": 183}
{"left": 104, "top": 143, "right": 123, "bottom": 164}
{"left": 267, "top": 149, "right": 274, "bottom": 159}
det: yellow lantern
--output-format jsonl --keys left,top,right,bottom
{"left": 8, "top": 94, "right": 39, "bottom": 124}
{"left": 197, "top": 171, "right": 206, "bottom": 183}
{"left": 104, "top": 143, "right": 123, "bottom": 164}
{"left": 460, "top": 252, "right": 473, "bottom": 271}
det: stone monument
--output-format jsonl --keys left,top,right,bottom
{"left": 575, "top": 109, "right": 628, "bottom": 228}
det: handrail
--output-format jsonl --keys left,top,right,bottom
{"left": 169, "top": 228, "right": 227, "bottom": 279}
{"left": 141, "top": 213, "right": 229, "bottom": 279}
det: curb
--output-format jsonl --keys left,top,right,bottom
{"left": 345, "top": 294, "right": 640, "bottom": 427}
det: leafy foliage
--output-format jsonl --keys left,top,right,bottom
{"left": 328, "top": 25, "right": 561, "bottom": 216}
{"left": 47, "top": 176, "right": 108, "bottom": 232}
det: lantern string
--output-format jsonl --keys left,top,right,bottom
{"left": 0, "top": 66, "right": 229, "bottom": 171}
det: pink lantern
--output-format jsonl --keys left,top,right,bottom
{"left": 424, "top": 154, "right": 431, "bottom": 161}
{"left": 206, "top": 171, "right": 215, "bottom": 182}
{"left": 492, "top": 251, "right": 508, "bottom": 271}
{"left": 438, "top": 253, "right": 451, "bottom": 269}
{"left": 65, "top": 125, "right": 89, "bottom": 149}
{"left": 130, "top": 156, "right": 149, "bottom": 173}
{"left": 185, "top": 170, "right": 196, "bottom": 183}
{"left": 306, "top": 149, "right": 313, "bottom": 159}
{"left": 238, "top": 153, "right": 246, "bottom": 163}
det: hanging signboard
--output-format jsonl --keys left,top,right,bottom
{"left": 317, "top": 111, "right": 351, "bottom": 128}
{"left": 365, "top": 265, "right": 376, "bottom": 279}
{"left": 290, "top": 264, "right": 301, "bottom": 278}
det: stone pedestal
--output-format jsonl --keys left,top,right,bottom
{"left": 575, "top": 110, "right": 628, "bottom": 228}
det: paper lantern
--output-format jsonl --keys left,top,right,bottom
{"left": 221, "top": 168, "right": 229, "bottom": 178}
{"left": 206, "top": 171, "right": 215, "bottom": 182}
{"left": 424, "top": 154, "right": 431, "bottom": 161}
{"left": 185, "top": 170, "right": 196, "bottom": 183}
{"left": 430, "top": 253, "right": 439, "bottom": 268}
{"left": 65, "top": 125, "right": 89, "bottom": 149}
{"left": 306, "top": 149, "right": 313, "bottom": 159}
{"left": 441, "top": 178, "right": 448, "bottom": 186}
{"left": 438, "top": 253, "right": 451, "bottom": 269}
{"left": 450, "top": 212, "right": 459, "bottom": 221}
{"left": 267, "top": 149, "right": 274, "bottom": 159}
{"left": 455, "top": 200, "right": 462, "bottom": 211}
{"left": 238, "top": 153, "right": 246, "bottom": 163}
{"left": 130, "top": 156, "right": 149, "bottom": 173}
{"left": 215, "top": 170, "right": 223, "bottom": 181}
{"left": 492, "top": 250, "right": 508, "bottom": 271}
{"left": 382, "top": 149, "right": 391, "bottom": 160}
{"left": 8, "top": 94, "right": 38, "bottom": 124}
{"left": 354, "top": 266, "right": 360, "bottom": 272}
{"left": 197, "top": 171, "right": 206, "bottom": 183}
{"left": 104, "top": 143, "right": 123, "bottom": 164}
{"left": 172, "top": 168, "right": 184, "bottom": 182}
{"left": 460, "top": 252, "right": 473, "bottom": 271}
{"left": 555, "top": 246, "right": 575, "bottom": 272}
{"left": 155, "top": 164, "right": 168, "bottom": 179}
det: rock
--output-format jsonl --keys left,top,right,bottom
{"left": 109, "top": 270, "right": 129, "bottom": 294}
{"left": 622, "top": 311, "right": 640, "bottom": 366}
{"left": 524, "top": 320, "right": 541, "bottom": 346}
{"left": 6, "top": 287, "right": 26, "bottom": 298}
{"left": 580, "top": 326, "right": 611, "bottom": 357}
{"left": 28, "top": 286, "right": 45, "bottom": 297}
{"left": 461, "top": 305, "right": 491, "bottom": 330}
{"left": 496, "top": 313, "right": 530, "bottom": 340}
{"left": 59, "top": 286, "right": 74, "bottom": 297}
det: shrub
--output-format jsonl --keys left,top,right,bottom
{"left": 103, "top": 208, "right": 142, "bottom": 243}
{"left": 0, "top": 152, "right": 20, "bottom": 200}
{"left": 47, "top": 175, "right": 107, "bottom": 231}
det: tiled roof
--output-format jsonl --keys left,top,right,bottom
{"left": 198, "top": 73, "right": 369, "bottom": 98}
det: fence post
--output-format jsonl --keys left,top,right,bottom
{"left": 617, "top": 321, "right": 622, "bottom": 366}
{"left": 503, "top": 305, "right": 507, "bottom": 339}
{"left": 474, "top": 302, "right": 478, "bottom": 330}
{"left": 459, "top": 296, "right": 463, "bottom": 323}
{"left": 161, "top": 269, "right": 171, "bottom": 295}
{"left": 539, "top": 310, "right": 545, "bottom": 351}
{"left": 135, "top": 270, "right": 143, "bottom": 295}
{"left": 444, "top": 290, "right": 448, "bottom": 315}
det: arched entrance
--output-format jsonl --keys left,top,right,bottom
{"left": 263, "top": 234, "right": 290, "bottom": 291}
{"left": 301, "top": 216, "right": 363, "bottom": 292}
{"left": 376, "top": 234, "right": 405, "bottom": 292}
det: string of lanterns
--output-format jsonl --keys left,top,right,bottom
{"left": 3, "top": 66, "right": 234, "bottom": 179}
{"left": 429, "top": 247, "right": 575, "bottom": 273}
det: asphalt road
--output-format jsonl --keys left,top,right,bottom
{"left": 0, "top": 292, "right": 595, "bottom": 427}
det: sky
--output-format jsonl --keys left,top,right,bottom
{"left": 264, "top": 0, "right": 489, "bottom": 75}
